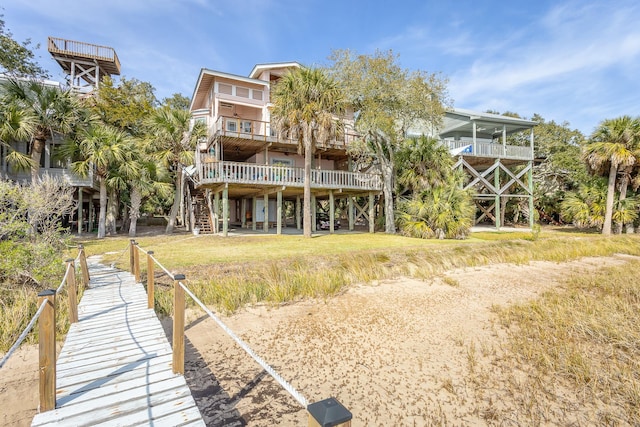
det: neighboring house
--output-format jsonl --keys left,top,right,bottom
{"left": 188, "top": 62, "right": 383, "bottom": 235}
{"left": 0, "top": 37, "right": 121, "bottom": 234}
{"left": 429, "top": 108, "right": 536, "bottom": 229}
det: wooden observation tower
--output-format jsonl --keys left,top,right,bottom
{"left": 47, "top": 36, "right": 120, "bottom": 92}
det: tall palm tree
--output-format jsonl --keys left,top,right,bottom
{"left": 1, "top": 78, "right": 82, "bottom": 182}
{"left": 584, "top": 116, "right": 640, "bottom": 235}
{"left": 271, "top": 67, "right": 345, "bottom": 238}
{"left": 67, "top": 124, "right": 135, "bottom": 238}
{"left": 146, "top": 107, "right": 205, "bottom": 234}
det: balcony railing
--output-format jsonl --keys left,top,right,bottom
{"left": 441, "top": 140, "right": 533, "bottom": 160}
{"left": 196, "top": 159, "right": 382, "bottom": 191}
{"left": 4, "top": 167, "right": 96, "bottom": 187}
{"left": 212, "top": 116, "right": 359, "bottom": 149}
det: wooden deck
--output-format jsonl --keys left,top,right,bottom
{"left": 31, "top": 259, "right": 204, "bottom": 426}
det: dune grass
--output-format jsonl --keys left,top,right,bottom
{"left": 79, "top": 229, "right": 640, "bottom": 315}
{"left": 495, "top": 260, "right": 640, "bottom": 424}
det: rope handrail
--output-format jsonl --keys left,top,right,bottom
{"left": 178, "top": 281, "right": 308, "bottom": 408}
{"left": 56, "top": 261, "right": 74, "bottom": 294}
{"left": 149, "top": 254, "right": 174, "bottom": 280}
{"left": 0, "top": 299, "right": 48, "bottom": 369}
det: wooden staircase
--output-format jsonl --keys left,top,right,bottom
{"left": 192, "top": 190, "right": 214, "bottom": 234}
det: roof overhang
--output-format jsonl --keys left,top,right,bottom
{"left": 248, "top": 62, "right": 302, "bottom": 79}
{"left": 440, "top": 107, "right": 536, "bottom": 138}
{"left": 189, "top": 68, "right": 270, "bottom": 111}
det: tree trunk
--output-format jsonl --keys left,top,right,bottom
{"left": 97, "top": 177, "right": 107, "bottom": 239}
{"left": 106, "top": 189, "right": 118, "bottom": 235}
{"left": 129, "top": 186, "right": 141, "bottom": 237}
{"left": 616, "top": 168, "right": 630, "bottom": 234}
{"left": 166, "top": 165, "right": 182, "bottom": 234}
{"left": 380, "top": 160, "right": 395, "bottom": 234}
{"left": 303, "top": 132, "right": 312, "bottom": 238}
{"left": 602, "top": 162, "right": 617, "bottom": 236}
{"left": 30, "top": 136, "right": 46, "bottom": 183}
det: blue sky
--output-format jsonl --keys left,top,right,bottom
{"left": 3, "top": 0, "right": 639, "bottom": 135}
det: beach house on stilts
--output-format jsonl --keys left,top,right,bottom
{"left": 188, "top": 62, "right": 383, "bottom": 236}
{"left": 436, "top": 109, "right": 536, "bottom": 229}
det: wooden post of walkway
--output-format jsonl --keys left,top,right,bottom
{"left": 78, "top": 244, "right": 90, "bottom": 286}
{"left": 129, "top": 239, "right": 136, "bottom": 274}
{"left": 38, "top": 289, "right": 56, "bottom": 412}
{"left": 133, "top": 242, "right": 141, "bottom": 283}
{"left": 147, "top": 251, "right": 155, "bottom": 310}
{"left": 172, "top": 273, "right": 186, "bottom": 375}
{"left": 65, "top": 259, "right": 78, "bottom": 324}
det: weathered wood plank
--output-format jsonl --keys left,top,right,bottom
{"left": 31, "top": 259, "right": 203, "bottom": 426}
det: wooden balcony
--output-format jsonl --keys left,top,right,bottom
{"left": 441, "top": 139, "right": 533, "bottom": 161}
{"left": 5, "top": 167, "right": 97, "bottom": 188}
{"left": 195, "top": 159, "right": 382, "bottom": 192}
{"left": 211, "top": 116, "right": 359, "bottom": 160}
{"left": 48, "top": 36, "right": 121, "bottom": 76}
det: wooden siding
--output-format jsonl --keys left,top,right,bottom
{"left": 31, "top": 260, "right": 204, "bottom": 426}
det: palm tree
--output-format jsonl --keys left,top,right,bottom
{"left": 584, "top": 116, "right": 640, "bottom": 235}
{"left": 0, "top": 103, "right": 36, "bottom": 172}
{"left": 271, "top": 67, "right": 345, "bottom": 238}
{"left": 67, "top": 124, "right": 135, "bottom": 238}
{"left": 1, "top": 78, "right": 82, "bottom": 182}
{"left": 146, "top": 106, "right": 205, "bottom": 234}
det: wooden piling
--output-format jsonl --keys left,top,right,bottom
{"left": 38, "top": 289, "right": 56, "bottom": 412}
{"left": 147, "top": 251, "right": 155, "bottom": 310}
{"left": 172, "top": 274, "right": 186, "bottom": 375}
{"left": 65, "top": 259, "right": 78, "bottom": 324}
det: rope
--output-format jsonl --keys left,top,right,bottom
{"left": 178, "top": 282, "right": 308, "bottom": 408}
{"left": 0, "top": 299, "right": 48, "bottom": 369}
{"left": 149, "top": 255, "right": 174, "bottom": 280}
{"left": 56, "top": 262, "right": 73, "bottom": 294}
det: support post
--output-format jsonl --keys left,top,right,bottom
{"left": 214, "top": 191, "right": 220, "bottom": 233}
{"left": 277, "top": 191, "right": 282, "bottom": 235}
{"left": 65, "top": 259, "right": 78, "bottom": 324}
{"left": 296, "top": 195, "right": 301, "bottom": 230}
{"left": 329, "top": 190, "right": 335, "bottom": 234}
{"left": 308, "top": 397, "right": 352, "bottom": 427}
{"left": 494, "top": 160, "right": 501, "bottom": 230}
{"left": 129, "top": 239, "right": 135, "bottom": 274}
{"left": 172, "top": 274, "right": 186, "bottom": 375}
{"left": 528, "top": 161, "right": 535, "bottom": 229}
{"left": 78, "top": 244, "right": 90, "bottom": 286}
{"left": 133, "top": 242, "right": 141, "bottom": 283}
{"left": 348, "top": 196, "right": 354, "bottom": 231}
{"left": 222, "top": 185, "right": 229, "bottom": 237}
{"left": 263, "top": 194, "right": 269, "bottom": 232}
{"left": 241, "top": 198, "right": 247, "bottom": 228}
{"left": 368, "top": 193, "right": 375, "bottom": 233}
{"left": 88, "top": 199, "right": 94, "bottom": 233}
{"left": 311, "top": 194, "right": 317, "bottom": 232}
{"left": 147, "top": 251, "right": 155, "bottom": 310}
{"left": 252, "top": 197, "right": 257, "bottom": 231}
{"left": 38, "top": 289, "right": 56, "bottom": 412}
{"left": 77, "top": 189, "right": 83, "bottom": 235}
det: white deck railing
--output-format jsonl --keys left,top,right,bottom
{"left": 441, "top": 140, "right": 533, "bottom": 160}
{"left": 197, "top": 159, "right": 382, "bottom": 191}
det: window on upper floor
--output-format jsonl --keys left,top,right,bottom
{"left": 236, "top": 87, "right": 249, "bottom": 98}
{"left": 50, "top": 144, "right": 66, "bottom": 169}
{"left": 241, "top": 121, "right": 252, "bottom": 134}
{"left": 218, "top": 83, "right": 232, "bottom": 95}
{"left": 226, "top": 120, "right": 237, "bottom": 132}
{"left": 252, "top": 90, "right": 263, "bottom": 101}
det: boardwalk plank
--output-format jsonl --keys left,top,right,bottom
{"left": 31, "top": 259, "right": 203, "bottom": 426}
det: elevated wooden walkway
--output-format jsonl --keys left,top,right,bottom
{"left": 31, "top": 258, "right": 204, "bottom": 426}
